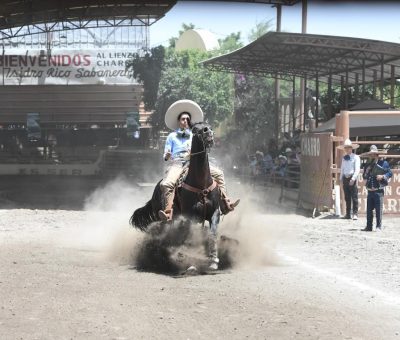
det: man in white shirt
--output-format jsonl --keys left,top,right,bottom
{"left": 339, "top": 139, "right": 361, "bottom": 220}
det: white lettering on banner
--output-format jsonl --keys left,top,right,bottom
{"left": 358, "top": 198, "right": 400, "bottom": 213}
{"left": 387, "top": 199, "right": 397, "bottom": 212}
{"left": 397, "top": 186, "right": 400, "bottom": 195}
{"left": 301, "top": 136, "right": 321, "bottom": 157}
{"left": 0, "top": 49, "right": 137, "bottom": 85}
{"left": 393, "top": 173, "right": 400, "bottom": 183}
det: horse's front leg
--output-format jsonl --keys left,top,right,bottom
{"left": 207, "top": 208, "right": 220, "bottom": 270}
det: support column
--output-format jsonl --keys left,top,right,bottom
{"left": 292, "top": 76, "right": 296, "bottom": 133}
{"left": 380, "top": 57, "right": 385, "bottom": 101}
{"left": 390, "top": 65, "right": 396, "bottom": 107}
{"left": 362, "top": 60, "right": 366, "bottom": 101}
{"left": 300, "top": 0, "right": 307, "bottom": 132}
{"left": 327, "top": 74, "right": 332, "bottom": 119}
{"left": 274, "top": 4, "right": 282, "bottom": 139}
{"left": 315, "top": 72, "right": 319, "bottom": 127}
{"left": 345, "top": 68, "right": 349, "bottom": 109}
{"left": 354, "top": 73, "right": 359, "bottom": 104}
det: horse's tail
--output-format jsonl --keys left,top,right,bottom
{"left": 129, "top": 180, "right": 163, "bottom": 232}
{"left": 130, "top": 200, "right": 158, "bottom": 232}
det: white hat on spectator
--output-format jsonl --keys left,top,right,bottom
{"left": 285, "top": 147, "right": 293, "bottom": 153}
{"left": 337, "top": 138, "right": 359, "bottom": 150}
{"left": 359, "top": 144, "right": 387, "bottom": 157}
{"left": 278, "top": 155, "right": 287, "bottom": 161}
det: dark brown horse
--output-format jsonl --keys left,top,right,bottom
{"left": 130, "top": 122, "right": 219, "bottom": 229}
{"left": 130, "top": 122, "right": 221, "bottom": 271}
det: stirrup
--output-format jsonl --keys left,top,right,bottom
{"left": 158, "top": 209, "right": 173, "bottom": 222}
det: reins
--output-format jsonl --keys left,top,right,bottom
{"left": 189, "top": 133, "right": 208, "bottom": 157}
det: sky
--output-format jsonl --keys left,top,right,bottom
{"left": 149, "top": 1, "right": 400, "bottom": 47}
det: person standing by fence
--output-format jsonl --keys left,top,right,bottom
{"left": 361, "top": 145, "right": 392, "bottom": 231}
{"left": 339, "top": 139, "right": 360, "bottom": 220}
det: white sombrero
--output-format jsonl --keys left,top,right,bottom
{"left": 337, "top": 138, "right": 359, "bottom": 150}
{"left": 359, "top": 144, "right": 388, "bottom": 157}
{"left": 165, "top": 99, "right": 204, "bottom": 130}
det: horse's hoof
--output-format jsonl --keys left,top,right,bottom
{"left": 186, "top": 265, "right": 198, "bottom": 274}
{"left": 208, "top": 262, "right": 218, "bottom": 271}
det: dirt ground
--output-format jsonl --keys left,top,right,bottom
{"left": 1, "top": 177, "right": 400, "bottom": 339}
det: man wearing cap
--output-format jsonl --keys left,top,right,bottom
{"left": 339, "top": 139, "right": 361, "bottom": 220}
{"left": 159, "top": 99, "right": 239, "bottom": 221}
{"left": 361, "top": 145, "right": 392, "bottom": 231}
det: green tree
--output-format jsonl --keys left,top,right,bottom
{"left": 168, "top": 23, "right": 196, "bottom": 48}
{"left": 152, "top": 48, "right": 234, "bottom": 130}
{"left": 125, "top": 45, "right": 165, "bottom": 111}
{"left": 233, "top": 74, "right": 276, "bottom": 147}
{"left": 218, "top": 32, "right": 243, "bottom": 54}
{"left": 248, "top": 19, "right": 273, "bottom": 42}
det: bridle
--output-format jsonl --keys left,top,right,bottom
{"left": 190, "top": 124, "right": 214, "bottom": 158}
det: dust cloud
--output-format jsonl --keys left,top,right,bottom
{"left": 72, "top": 174, "right": 295, "bottom": 274}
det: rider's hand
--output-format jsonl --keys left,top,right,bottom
{"left": 349, "top": 179, "right": 355, "bottom": 186}
{"left": 376, "top": 175, "right": 384, "bottom": 181}
{"left": 164, "top": 152, "right": 172, "bottom": 161}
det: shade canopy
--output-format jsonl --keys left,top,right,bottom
{"left": 314, "top": 110, "right": 400, "bottom": 138}
{"left": 203, "top": 32, "right": 400, "bottom": 84}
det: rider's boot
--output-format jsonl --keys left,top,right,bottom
{"left": 158, "top": 194, "right": 174, "bottom": 222}
{"left": 219, "top": 190, "right": 240, "bottom": 215}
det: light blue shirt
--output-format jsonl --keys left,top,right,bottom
{"left": 340, "top": 153, "right": 360, "bottom": 181}
{"left": 164, "top": 129, "right": 192, "bottom": 161}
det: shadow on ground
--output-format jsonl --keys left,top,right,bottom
{"left": 0, "top": 175, "right": 125, "bottom": 210}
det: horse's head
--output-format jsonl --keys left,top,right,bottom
{"left": 192, "top": 122, "right": 214, "bottom": 149}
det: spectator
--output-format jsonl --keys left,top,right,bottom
{"left": 285, "top": 147, "right": 300, "bottom": 165}
{"left": 361, "top": 145, "right": 392, "bottom": 231}
{"left": 263, "top": 151, "right": 274, "bottom": 173}
{"left": 250, "top": 150, "right": 267, "bottom": 176}
{"left": 273, "top": 154, "right": 288, "bottom": 177}
{"left": 339, "top": 139, "right": 360, "bottom": 220}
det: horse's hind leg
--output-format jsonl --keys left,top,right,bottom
{"left": 207, "top": 209, "right": 220, "bottom": 270}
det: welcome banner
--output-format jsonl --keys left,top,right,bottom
{"left": 0, "top": 49, "right": 137, "bottom": 85}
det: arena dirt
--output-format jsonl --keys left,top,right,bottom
{"left": 1, "top": 177, "right": 400, "bottom": 339}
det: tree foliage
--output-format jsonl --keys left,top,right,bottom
{"left": 152, "top": 48, "right": 234, "bottom": 130}
{"left": 125, "top": 46, "right": 165, "bottom": 111}
{"left": 218, "top": 32, "right": 243, "bottom": 53}
{"left": 168, "top": 23, "right": 196, "bottom": 48}
{"left": 127, "top": 24, "right": 240, "bottom": 133}
{"left": 126, "top": 22, "right": 280, "bottom": 145}
{"left": 248, "top": 19, "right": 273, "bottom": 42}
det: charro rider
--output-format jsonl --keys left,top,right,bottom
{"left": 158, "top": 99, "right": 240, "bottom": 222}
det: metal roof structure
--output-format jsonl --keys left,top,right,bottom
{"left": 184, "top": 0, "right": 299, "bottom": 3}
{"left": 203, "top": 31, "right": 400, "bottom": 84}
{"left": 0, "top": 1, "right": 301, "bottom": 40}
{"left": 0, "top": 0, "right": 177, "bottom": 39}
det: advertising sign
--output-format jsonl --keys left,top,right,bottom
{"left": 0, "top": 49, "right": 137, "bottom": 85}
